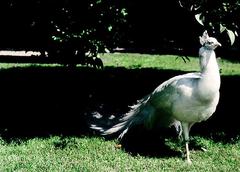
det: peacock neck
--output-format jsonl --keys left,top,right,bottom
{"left": 199, "top": 47, "right": 220, "bottom": 79}
{"left": 197, "top": 47, "right": 220, "bottom": 99}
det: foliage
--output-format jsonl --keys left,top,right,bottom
{"left": 48, "top": 0, "right": 127, "bottom": 56}
{"left": 179, "top": 0, "right": 240, "bottom": 45}
{"left": 0, "top": 0, "right": 127, "bottom": 66}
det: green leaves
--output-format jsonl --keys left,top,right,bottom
{"left": 180, "top": 0, "right": 240, "bottom": 46}
{"left": 195, "top": 13, "right": 204, "bottom": 26}
{"left": 226, "top": 29, "right": 236, "bottom": 45}
{"left": 220, "top": 24, "right": 226, "bottom": 33}
{"left": 44, "top": 0, "right": 128, "bottom": 65}
{"left": 220, "top": 24, "right": 236, "bottom": 45}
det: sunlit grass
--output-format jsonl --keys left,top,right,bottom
{"left": 0, "top": 63, "right": 61, "bottom": 69}
{"left": 100, "top": 53, "right": 240, "bottom": 76}
{"left": 0, "top": 136, "right": 239, "bottom": 171}
{"left": 0, "top": 53, "right": 240, "bottom": 76}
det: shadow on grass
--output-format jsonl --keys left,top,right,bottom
{"left": 0, "top": 65, "right": 239, "bottom": 150}
{"left": 118, "top": 125, "right": 183, "bottom": 158}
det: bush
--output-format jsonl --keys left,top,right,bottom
{"left": 0, "top": 0, "right": 127, "bottom": 66}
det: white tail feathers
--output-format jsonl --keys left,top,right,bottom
{"left": 102, "top": 121, "right": 129, "bottom": 139}
{"left": 90, "top": 113, "right": 132, "bottom": 139}
{"left": 90, "top": 96, "right": 150, "bottom": 139}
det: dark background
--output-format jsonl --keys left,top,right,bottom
{"left": 0, "top": 0, "right": 238, "bottom": 145}
{"left": 0, "top": 0, "right": 239, "bottom": 59}
{"left": 0, "top": 67, "right": 239, "bottom": 143}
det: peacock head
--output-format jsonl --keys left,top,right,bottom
{"left": 199, "top": 31, "right": 221, "bottom": 50}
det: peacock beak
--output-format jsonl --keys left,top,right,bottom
{"left": 217, "top": 42, "right": 222, "bottom": 47}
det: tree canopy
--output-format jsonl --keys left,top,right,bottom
{"left": 0, "top": 0, "right": 127, "bottom": 65}
{"left": 179, "top": 0, "right": 240, "bottom": 45}
{"left": 0, "top": 0, "right": 239, "bottom": 64}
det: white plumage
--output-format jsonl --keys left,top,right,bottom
{"left": 91, "top": 31, "right": 221, "bottom": 163}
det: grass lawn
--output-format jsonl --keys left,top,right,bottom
{"left": 100, "top": 53, "right": 240, "bottom": 76}
{"left": 0, "top": 136, "right": 239, "bottom": 171}
{"left": 0, "top": 53, "right": 239, "bottom": 171}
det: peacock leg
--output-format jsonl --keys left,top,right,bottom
{"left": 181, "top": 122, "right": 192, "bottom": 164}
{"left": 185, "top": 142, "right": 191, "bottom": 164}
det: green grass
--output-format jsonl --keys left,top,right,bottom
{"left": 0, "top": 53, "right": 240, "bottom": 75}
{"left": 100, "top": 53, "right": 240, "bottom": 76}
{"left": 0, "top": 53, "right": 240, "bottom": 171}
{"left": 0, "top": 136, "right": 239, "bottom": 171}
